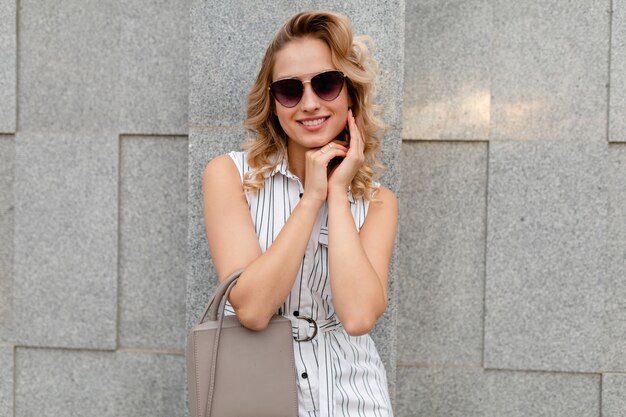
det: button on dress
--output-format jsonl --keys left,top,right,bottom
{"left": 226, "top": 151, "right": 393, "bottom": 417}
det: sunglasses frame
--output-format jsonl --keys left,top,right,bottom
{"left": 269, "top": 70, "right": 346, "bottom": 108}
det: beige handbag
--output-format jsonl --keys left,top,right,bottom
{"left": 186, "top": 269, "right": 298, "bottom": 417}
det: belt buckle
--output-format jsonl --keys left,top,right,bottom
{"left": 293, "top": 316, "right": 318, "bottom": 342}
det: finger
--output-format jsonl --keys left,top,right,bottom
{"left": 327, "top": 142, "right": 348, "bottom": 152}
{"left": 348, "top": 111, "right": 363, "bottom": 156}
{"left": 308, "top": 145, "right": 344, "bottom": 162}
{"left": 320, "top": 142, "right": 348, "bottom": 155}
{"left": 316, "top": 148, "right": 347, "bottom": 165}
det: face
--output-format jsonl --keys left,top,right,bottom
{"left": 271, "top": 37, "right": 350, "bottom": 152}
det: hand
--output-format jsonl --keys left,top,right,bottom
{"left": 302, "top": 137, "right": 348, "bottom": 205}
{"left": 327, "top": 109, "right": 365, "bottom": 196}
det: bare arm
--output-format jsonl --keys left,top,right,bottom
{"left": 327, "top": 186, "right": 397, "bottom": 336}
{"left": 202, "top": 154, "right": 323, "bottom": 330}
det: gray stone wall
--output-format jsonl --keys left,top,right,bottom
{"left": 1, "top": 0, "right": 624, "bottom": 416}
{"left": 1, "top": 0, "right": 189, "bottom": 415}
{"left": 398, "top": 0, "right": 626, "bottom": 416}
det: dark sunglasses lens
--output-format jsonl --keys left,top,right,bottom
{"left": 311, "top": 71, "right": 344, "bottom": 101}
{"left": 271, "top": 79, "right": 303, "bottom": 107}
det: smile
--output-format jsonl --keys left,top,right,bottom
{"left": 299, "top": 117, "right": 328, "bottom": 126}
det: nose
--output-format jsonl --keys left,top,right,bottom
{"left": 299, "top": 82, "right": 320, "bottom": 112}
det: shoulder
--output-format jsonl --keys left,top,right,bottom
{"left": 374, "top": 185, "right": 396, "bottom": 203}
{"left": 370, "top": 186, "right": 397, "bottom": 213}
{"left": 204, "top": 151, "right": 244, "bottom": 175}
{"left": 203, "top": 153, "right": 244, "bottom": 193}
{"left": 361, "top": 185, "right": 397, "bottom": 230}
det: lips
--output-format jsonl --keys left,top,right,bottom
{"left": 298, "top": 116, "right": 329, "bottom": 127}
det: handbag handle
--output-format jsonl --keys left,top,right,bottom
{"left": 200, "top": 268, "right": 244, "bottom": 417}
{"left": 197, "top": 268, "right": 245, "bottom": 324}
{"left": 199, "top": 268, "right": 284, "bottom": 417}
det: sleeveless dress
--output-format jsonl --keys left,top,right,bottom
{"left": 227, "top": 151, "right": 393, "bottom": 417}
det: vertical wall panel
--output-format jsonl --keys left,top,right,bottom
{"left": 0, "top": 0, "right": 16, "bottom": 132}
{"left": 398, "top": 141, "right": 487, "bottom": 366}
{"left": 18, "top": 0, "right": 120, "bottom": 132}
{"left": 485, "top": 140, "right": 608, "bottom": 372}
{"left": 14, "top": 133, "right": 118, "bottom": 349}
{"left": 403, "top": 0, "right": 491, "bottom": 140}
{"left": 119, "top": 0, "right": 189, "bottom": 134}
{"left": 490, "top": 1, "right": 609, "bottom": 141}
{"left": 119, "top": 136, "right": 188, "bottom": 350}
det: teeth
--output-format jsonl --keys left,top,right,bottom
{"left": 301, "top": 118, "right": 326, "bottom": 126}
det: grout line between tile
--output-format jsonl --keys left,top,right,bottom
{"left": 599, "top": 372, "right": 603, "bottom": 417}
{"left": 118, "top": 132, "right": 189, "bottom": 139}
{"left": 116, "top": 135, "right": 122, "bottom": 350}
{"left": 607, "top": 0, "right": 614, "bottom": 143}
{"left": 14, "top": 0, "right": 19, "bottom": 134}
{"left": 481, "top": 140, "right": 490, "bottom": 370}
{"left": 12, "top": 345, "right": 15, "bottom": 417}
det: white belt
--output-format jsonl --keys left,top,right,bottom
{"left": 289, "top": 315, "right": 342, "bottom": 417}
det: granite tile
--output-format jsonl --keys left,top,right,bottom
{"left": 397, "top": 367, "right": 486, "bottom": 417}
{"left": 115, "top": 351, "right": 185, "bottom": 417}
{"left": 0, "top": 345, "right": 13, "bottom": 417}
{"left": 396, "top": 367, "right": 600, "bottom": 417}
{"left": 0, "top": 136, "right": 13, "bottom": 342}
{"left": 119, "top": 136, "right": 188, "bottom": 351}
{"left": 119, "top": 0, "right": 189, "bottom": 134}
{"left": 484, "top": 370, "right": 600, "bottom": 417}
{"left": 490, "top": 1, "right": 609, "bottom": 141}
{"left": 398, "top": 141, "right": 487, "bottom": 366}
{"left": 18, "top": 0, "right": 120, "bottom": 132}
{"left": 15, "top": 348, "right": 116, "bottom": 417}
{"left": 403, "top": 0, "right": 491, "bottom": 140}
{"left": 15, "top": 348, "right": 184, "bottom": 417}
{"left": 610, "top": 0, "right": 626, "bottom": 142}
{"left": 602, "top": 373, "right": 626, "bottom": 417}
{"left": 485, "top": 140, "right": 608, "bottom": 372}
{"left": 605, "top": 144, "right": 626, "bottom": 370}
{"left": 14, "top": 133, "right": 118, "bottom": 349}
{"left": 0, "top": 0, "right": 16, "bottom": 133}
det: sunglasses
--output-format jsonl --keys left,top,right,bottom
{"left": 269, "top": 70, "right": 346, "bottom": 108}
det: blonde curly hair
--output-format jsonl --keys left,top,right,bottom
{"left": 242, "top": 10, "right": 385, "bottom": 200}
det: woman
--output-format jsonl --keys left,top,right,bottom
{"left": 202, "top": 10, "right": 397, "bottom": 417}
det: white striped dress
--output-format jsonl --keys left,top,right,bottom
{"left": 226, "top": 151, "right": 393, "bottom": 417}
